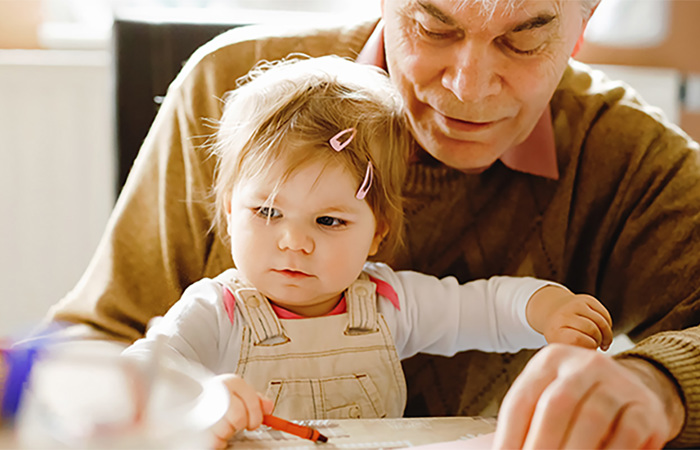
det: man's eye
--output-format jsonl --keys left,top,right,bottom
{"left": 501, "top": 34, "right": 546, "bottom": 55}
{"left": 415, "top": 20, "right": 455, "bottom": 40}
{"left": 316, "top": 216, "right": 346, "bottom": 227}
{"left": 255, "top": 206, "right": 281, "bottom": 219}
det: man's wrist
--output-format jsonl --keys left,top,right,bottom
{"left": 616, "top": 356, "right": 686, "bottom": 441}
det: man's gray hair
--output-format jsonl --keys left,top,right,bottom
{"left": 468, "top": 0, "right": 601, "bottom": 19}
{"left": 581, "top": 0, "right": 600, "bottom": 16}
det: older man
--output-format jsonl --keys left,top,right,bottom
{"left": 47, "top": 0, "right": 698, "bottom": 447}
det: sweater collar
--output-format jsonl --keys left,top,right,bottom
{"left": 357, "top": 20, "right": 559, "bottom": 180}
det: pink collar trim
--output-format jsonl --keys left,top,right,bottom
{"left": 271, "top": 297, "right": 347, "bottom": 319}
{"left": 221, "top": 276, "right": 400, "bottom": 323}
{"left": 269, "top": 275, "right": 400, "bottom": 319}
{"left": 357, "top": 21, "right": 559, "bottom": 180}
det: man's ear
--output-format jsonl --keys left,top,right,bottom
{"left": 572, "top": 2, "right": 599, "bottom": 57}
{"left": 368, "top": 223, "right": 389, "bottom": 257}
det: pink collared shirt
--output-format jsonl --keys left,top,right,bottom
{"left": 357, "top": 21, "right": 559, "bottom": 180}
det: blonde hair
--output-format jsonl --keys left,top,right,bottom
{"left": 211, "top": 55, "right": 412, "bottom": 260}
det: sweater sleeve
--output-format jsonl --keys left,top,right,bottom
{"left": 555, "top": 63, "right": 700, "bottom": 446}
{"left": 366, "top": 263, "right": 554, "bottom": 359}
{"left": 616, "top": 329, "right": 700, "bottom": 447}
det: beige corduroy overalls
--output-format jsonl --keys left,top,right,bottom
{"left": 217, "top": 270, "right": 407, "bottom": 420}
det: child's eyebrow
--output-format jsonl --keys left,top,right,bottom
{"left": 322, "top": 206, "right": 356, "bottom": 214}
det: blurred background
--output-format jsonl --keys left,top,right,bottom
{"left": 0, "top": 0, "right": 699, "bottom": 337}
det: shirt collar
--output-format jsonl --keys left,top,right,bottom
{"left": 271, "top": 297, "right": 347, "bottom": 319}
{"left": 357, "top": 20, "right": 559, "bottom": 180}
{"left": 268, "top": 275, "right": 400, "bottom": 319}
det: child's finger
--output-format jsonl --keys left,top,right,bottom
{"left": 557, "top": 313, "right": 604, "bottom": 346}
{"left": 229, "top": 381, "right": 266, "bottom": 430}
{"left": 259, "top": 395, "right": 275, "bottom": 415}
{"left": 216, "top": 374, "right": 264, "bottom": 432}
{"left": 578, "top": 300, "right": 613, "bottom": 350}
{"left": 583, "top": 296, "right": 613, "bottom": 327}
{"left": 550, "top": 326, "right": 598, "bottom": 349}
{"left": 211, "top": 394, "right": 246, "bottom": 443}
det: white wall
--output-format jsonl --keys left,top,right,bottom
{"left": 0, "top": 49, "right": 113, "bottom": 336}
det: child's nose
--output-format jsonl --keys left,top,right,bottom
{"left": 277, "top": 223, "right": 314, "bottom": 254}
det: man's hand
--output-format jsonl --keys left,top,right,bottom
{"left": 527, "top": 286, "right": 613, "bottom": 350}
{"left": 209, "top": 374, "right": 274, "bottom": 449}
{"left": 492, "top": 344, "right": 685, "bottom": 449}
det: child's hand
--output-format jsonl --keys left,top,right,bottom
{"left": 209, "top": 374, "right": 274, "bottom": 449}
{"left": 526, "top": 285, "right": 613, "bottom": 351}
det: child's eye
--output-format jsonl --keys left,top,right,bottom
{"left": 255, "top": 206, "right": 281, "bottom": 219}
{"left": 316, "top": 216, "right": 346, "bottom": 227}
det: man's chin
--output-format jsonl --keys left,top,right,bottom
{"left": 422, "top": 143, "right": 502, "bottom": 172}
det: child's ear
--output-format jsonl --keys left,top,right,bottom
{"left": 225, "top": 194, "right": 232, "bottom": 214}
{"left": 224, "top": 195, "right": 233, "bottom": 234}
{"left": 368, "top": 223, "right": 389, "bottom": 256}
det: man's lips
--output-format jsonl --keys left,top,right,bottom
{"left": 424, "top": 103, "right": 512, "bottom": 136}
{"left": 441, "top": 115, "right": 501, "bottom": 133}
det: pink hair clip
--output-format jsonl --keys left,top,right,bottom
{"left": 356, "top": 161, "right": 373, "bottom": 200}
{"left": 329, "top": 128, "right": 356, "bottom": 152}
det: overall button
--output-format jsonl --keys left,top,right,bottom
{"left": 348, "top": 405, "right": 361, "bottom": 418}
{"left": 355, "top": 287, "right": 368, "bottom": 297}
{"left": 247, "top": 295, "right": 261, "bottom": 308}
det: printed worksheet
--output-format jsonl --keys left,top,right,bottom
{"left": 228, "top": 416, "right": 497, "bottom": 449}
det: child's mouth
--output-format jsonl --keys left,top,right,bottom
{"left": 274, "top": 269, "right": 312, "bottom": 279}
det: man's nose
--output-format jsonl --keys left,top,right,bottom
{"left": 441, "top": 41, "right": 501, "bottom": 103}
{"left": 277, "top": 223, "right": 314, "bottom": 254}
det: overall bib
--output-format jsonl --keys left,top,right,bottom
{"left": 217, "top": 271, "right": 407, "bottom": 420}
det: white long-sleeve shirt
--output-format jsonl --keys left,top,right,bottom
{"left": 124, "top": 262, "right": 558, "bottom": 374}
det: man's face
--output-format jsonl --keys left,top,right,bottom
{"left": 382, "top": 0, "right": 587, "bottom": 171}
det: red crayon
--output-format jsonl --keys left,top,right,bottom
{"left": 262, "top": 414, "right": 328, "bottom": 443}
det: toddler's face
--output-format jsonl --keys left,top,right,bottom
{"left": 227, "top": 160, "right": 384, "bottom": 317}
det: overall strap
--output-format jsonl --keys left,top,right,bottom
{"left": 345, "top": 272, "right": 378, "bottom": 334}
{"left": 218, "top": 271, "right": 287, "bottom": 344}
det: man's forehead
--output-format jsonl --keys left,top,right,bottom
{"left": 396, "top": 0, "right": 565, "bottom": 33}
{"left": 402, "top": 0, "right": 564, "bottom": 20}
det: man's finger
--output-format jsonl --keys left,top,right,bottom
{"left": 561, "top": 381, "right": 621, "bottom": 448}
{"left": 522, "top": 370, "right": 597, "bottom": 449}
{"left": 602, "top": 403, "right": 667, "bottom": 450}
{"left": 493, "top": 347, "right": 560, "bottom": 449}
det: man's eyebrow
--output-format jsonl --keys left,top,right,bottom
{"left": 511, "top": 13, "right": 557, "bottom": 33}
{"left": 415, "top": 1, "right": 457, "bottom": 26}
